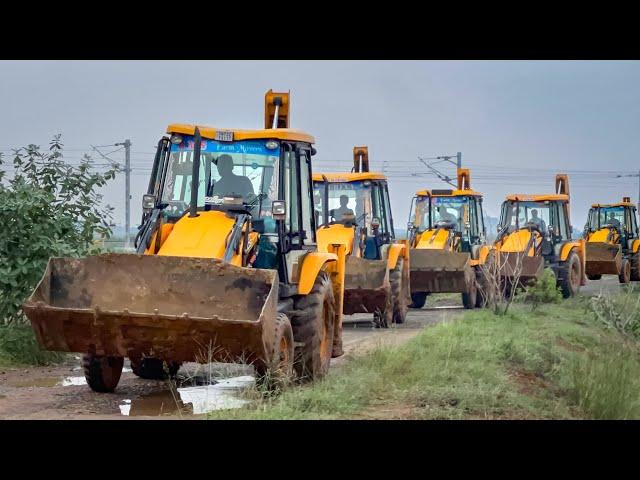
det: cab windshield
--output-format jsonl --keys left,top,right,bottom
{"left": 161, "top": 137, "right": 280, "bottom": 220}
{"left": 313, "top": 181, "right": 373, "bottom": 229}
{"left": 499, "top": 201, "right": 550, "bottom": 232}
{"left": 589, "top": 206, "right": 624, "bottom": 230}
{"left": 409, "top": 195, "right": 468, "bottom": 232}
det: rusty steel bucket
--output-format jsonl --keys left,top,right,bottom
{"left": 22, "top": 253, "right": 279, "bottom": 366}
{"left": 496, "top": 252, "right": 544, "bottom": 286}
{"left": 409, "top": 249, "right": 474, "bottom": 293}
{"left": 342, "top": 256, "right": 390, "bottom": 316}
{"left": 585, "top": 242, "right": 622, "bottom": 276}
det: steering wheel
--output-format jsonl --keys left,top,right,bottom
{"left": 435, "top": 220, "right": 456, "bottom": 230}
{"left": 166, "top": 200, "right": 189, "bottom": 216}
{"left": 523, "top": 221, "right": 543, "bottom": 236}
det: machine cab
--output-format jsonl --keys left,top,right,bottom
{"left": 312, "top": 147, "right": 395, "bottom": 260}
{"left": 584, "top": 199, "right": 640, "bottom": 246}
{"left": 138, "top": 91, "right": 320, "bottom": 284}
{"left": 497, "top": 197, "right": 571, "bottom": 255}
{"left": 408, "top": 169, "right": 486, "bottom": 253}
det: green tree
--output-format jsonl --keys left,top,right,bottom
{"left": 0, "top": 136, "right": 118, "bottom": 324}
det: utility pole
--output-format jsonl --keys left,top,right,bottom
{"left": 115, "top": 139, "right": 132, "bottom": 249}
{"left": 616, "top": 170, "right": 640, "bottom": 211}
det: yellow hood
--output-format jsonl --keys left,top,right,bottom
{"left": 496, "top": 229, "right": 539, "bottom": 256}
{"left": 157, "top": 210, "right": 240, "bottom": 264}
{"left": 414, "top": 229, "right": 452, "bottom": 250}
{"left": 586, "top": 228, "right": 619, "bottom": 244}
{"left": 316, "top": 224, "right": 356, "bottom": 256}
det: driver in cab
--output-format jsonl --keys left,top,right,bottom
{"left": 211, "top": 154, "right": 255, "bottom": 200}
{"left": 436, "top": 206, "right": 457, "bottom": 226}
{"left": 606, "top": 211, "right": 621, "bottom": 229}
{"left": 331, "top": 195, "right": 355, "bottom": 222}
{"left": 529, "top": 209, "right": 546, "bottom": 231}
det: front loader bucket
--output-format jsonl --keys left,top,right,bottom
{"left": 585, "top": 242, "right": 622, "bottom": 276}
{"left": 409, "top": 249, "right": 474, "bottom": 293}
{"left": 497, "top": 252, "right": 544, "bottom": 286}
{"left": 343, "top": 256, "right": 390, "bottom": 315}
{"left": 22, "top": 253, "right": 279, "bottom": 366}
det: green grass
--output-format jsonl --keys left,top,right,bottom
{"left": 210, "top": 295, "right": 640, "bottom": 420}
{"left": 0, "top": 323, "right": 66, "bottom": 367}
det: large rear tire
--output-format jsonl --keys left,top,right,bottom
{"left": 630, "top": 253, "right": 640, "bottom": 281}
{"left": 130, "top": 357, "right": 181, "bottom": 380}
{"left": 390, "top": 258, "right": 408, "bottom": 324}
{"left": 557, "top": 250, "right": 581, "bottom": 298}
{"left": 255, "top": 313, "right": 294, "bottom": 391}
{"left": 82, "top": 354, "right": 124, "bottom": 393}
{"left": 619, "top": 258, "right": 631, "bottom": 284}
{"left": 289, "top": 271, "right": 335, "bottom": 382}
{"left": 410, "top": 292, "right": 427, "bottom": 309}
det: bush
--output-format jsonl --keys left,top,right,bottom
{"left": 0, "top": 324, "right": 66, "bottom": 365}
{"left": 522, "top": 268, "right": 563, "bottom": 310}
{"left": 0, "top": 136, "right": 117, "bottom": 325}
{"left": 589, "top": 286, "right": 640, "bottom": 339}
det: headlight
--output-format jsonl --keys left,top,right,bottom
{"left": 265, "top": 140, "right": 279, "bottom": 150}
{"left": 170, "top": 134, "right": 183, "bottom": 144}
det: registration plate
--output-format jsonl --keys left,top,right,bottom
{"left": 215, "top": 130, "right": 234, "bottom": 142}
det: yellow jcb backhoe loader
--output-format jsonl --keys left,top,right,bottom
{"left": 22, "top": 90, "right": 347, "bottom": 392}
{"left": 492, "top": 174, "right": 586, "bottom": 297}
{"left": 407, "top": 168, "right": 490, "bottom": 309}
{"left": 312, "top": 147, "right": 410, "bottom": 328}
{"left": 582, "top": 197, "right": 640, "bottom": 283}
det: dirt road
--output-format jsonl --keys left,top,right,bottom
{"left": 0, "top": 296, "right": 463, "bottom": 420}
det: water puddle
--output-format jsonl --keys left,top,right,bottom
{"left": 60, "top": 376, "right": 87, "bottom": 386}
{"left": 120, "top": 375, "right": 254, "bottom": 417}
{"left": 10, "top": 375, "right": 88, "bottom": 388}
{"left": 10, "top": 377, "right": 61, "bottom": 388}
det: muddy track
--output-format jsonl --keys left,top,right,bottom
{"left": 0, "top": 298, "right": 463, "bottom": 420}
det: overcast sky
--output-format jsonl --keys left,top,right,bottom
{"left": 1, "top": 60, "right": 639, "bottom": 231}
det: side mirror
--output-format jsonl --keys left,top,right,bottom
{"left": 272, "top": 200, "right": 286, "bottom": 220}
{"left": 142, "top": 194, "right": 156, "bottom": 212}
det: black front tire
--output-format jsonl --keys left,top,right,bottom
{"left": 130, "top": 357, "right": 181, "bottom": 380}
{"left": 630, "top": 253, "right": 640, "bottom": 281}
{"left": 255, "top": 313, "right": 295, "bottom": 391}
{"left": 557, "top": 250, "right": 582, "bottom": 298}
{"left": 587, "top": 274, "right": 602, "bottom": 281}
{"left": 289, "top": 271, "right": 336, "bottom": 382}
{"left": 619, "top": 258, "right": 631, "bottom": 284}
{"left": 390, "top": 258, "right": 408, "bottom": 324}
{"left": 83, "top": 354, "right": 124, "bottom": 393}
{"left": 410, "top": 292, "right": 428, "bottom": 309}
{"left": 461, "top": 278, "right": 478, "bottom": 309}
